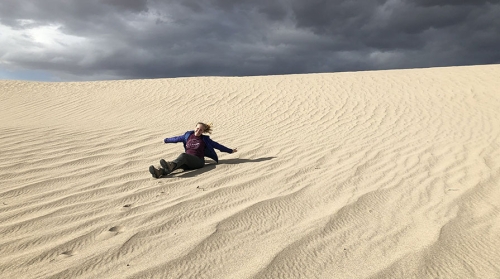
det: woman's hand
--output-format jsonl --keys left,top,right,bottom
{"left": 232, "top": 148, "right": 238, "bottom": 153}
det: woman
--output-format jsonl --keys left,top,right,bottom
{"left": 149, "top": 122, "right": 237, "bottom": 178}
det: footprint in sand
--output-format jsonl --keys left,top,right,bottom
{"left": 109, "top": 226, "right": 125, "bottom": 233}
{"left": 122, "top": 204, "right": 134, "bottom": 210}
{"left": 96, "top": 226, "right": 125, "bottom": 241}
{"left": 61, "top": 250, "right": 76, "bottom": 257}
{"left": 53, "top": 249, "right": 77, "bottom": 261}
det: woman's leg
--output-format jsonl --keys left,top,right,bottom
{"left": 162, "top": 153, "right": 204, "bottom": 172}
{"left": 173, "top": 153, "right": 205, "bottom": 170}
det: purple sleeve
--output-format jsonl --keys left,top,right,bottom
{"left": 164, "top": 135, "right": 185, "bottom": 143}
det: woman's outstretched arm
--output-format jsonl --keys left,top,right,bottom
{"left": 164, "top": 135, "right": 185, "bottom": 143}
{"left": 207, "top": 137, "right": 235, "bottom": 153}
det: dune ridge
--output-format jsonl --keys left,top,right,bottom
{"left": 1, "top": 65, "right": 500, "bottom": 278}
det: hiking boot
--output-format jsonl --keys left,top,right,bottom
{"left": 160, "top": 159, "right": 176, "bottom": 174}
{"left": 149, "top": 165, "right": 164, "bottom": 178}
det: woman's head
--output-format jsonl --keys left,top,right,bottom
{"left": 194, "top": 122, "right": 213, "bottom": 136}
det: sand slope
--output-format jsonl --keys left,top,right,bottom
{"left": 1, "top": 65, "right": 499, "bottom": 278}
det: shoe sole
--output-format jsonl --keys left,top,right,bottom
{"left": 160, "top": 159, "right": 172, "bottom": 173}
{"left": 149, "top": 165, "right": 158, "bottom": 178}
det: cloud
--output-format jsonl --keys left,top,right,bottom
{"left": 0, "top": 0, "right": 499, "bottom": 81}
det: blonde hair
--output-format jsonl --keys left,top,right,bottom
{"left": 197, "top": 122, "right": 213, "bottom": 134}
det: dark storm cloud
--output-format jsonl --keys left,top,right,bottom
{"left": 0, "top": 0, "right": 499, "bottom": 81}
{"left": 413, "top": 0, "right": 500, "bottom": 7}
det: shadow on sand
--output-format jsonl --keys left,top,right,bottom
{"left": 170, "top": 157, "right": 276, "bottom": 178}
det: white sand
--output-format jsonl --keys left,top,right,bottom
{"left": 1, "top": 65, "right": 499, "bottom": 279}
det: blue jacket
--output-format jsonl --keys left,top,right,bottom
{"left": 164, "top": 131, "right": 233, "bottom": 163}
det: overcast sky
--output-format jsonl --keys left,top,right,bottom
{"left": 1, "top": 0, "right": 499, "bottom": 81}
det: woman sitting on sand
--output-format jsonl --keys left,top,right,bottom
{"left": 149, "top": 122, "right": 237, "bottom": 178}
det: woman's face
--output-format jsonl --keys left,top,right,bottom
{"left": 194, "top": 124, "right": 205, "bottom": 136}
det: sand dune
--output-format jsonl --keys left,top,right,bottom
{"left": 1, "top": 65, "right": 500, "bottom": 278}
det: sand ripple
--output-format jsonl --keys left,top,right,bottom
{"left": 1, "top": 65, "right": 500, "bottom": 278}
